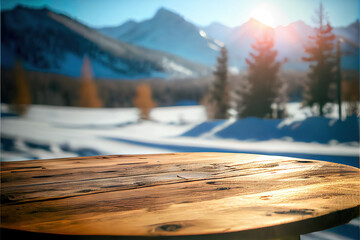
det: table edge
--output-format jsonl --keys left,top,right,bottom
{"left": 1, "top": 205, "right": 359, "bottom": 240}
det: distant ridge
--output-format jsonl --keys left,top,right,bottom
{"left": 99, "top": 7, "right": 223, "bottom": 66}
{"left": 100, "top": 7, "right": 359, "bottom": 71}
{"left": 1, "top": 5, "right": 210, "bottom": 79}
{"left": 2, "top": 5, "right": 358, "bottom": 75}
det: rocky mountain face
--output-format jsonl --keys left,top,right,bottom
{"left": 101, "top": 8, "right": 358, "bottom": 71}
{"left": 202, "top": 18, "right": 358, "bottom": 70}
{"left": 1, "top": 6, "right": 210, "bottom": 79}
{"left": 99, "top": 8, "right": 223, "bottom": 66}
{"left": 2, "top": 6, "right": 358, "bottom": 79}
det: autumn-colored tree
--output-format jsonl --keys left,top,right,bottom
{"left": 302, "top": 3, "right": 336, "bottom": 116}
{"left": 133, "top": 83, "right": 156, "bottom": 120}
{"left": 11, "top": 60, "right": 31, "bottom": 115}
{"left": 239, "top": 33, "right": 281, "bottom": 118}
{"left": 78, "top": 56, "right": 102, "bottom": 108}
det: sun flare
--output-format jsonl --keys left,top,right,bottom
{"left": 250, "top": 6, "right": 275, "bottom": 27}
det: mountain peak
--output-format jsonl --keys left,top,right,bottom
{"left": 349, "top": 19, "right": 359, "bottom": 28}
{"left": 122, "top": 19, "right": 137, "bottom": 26}
{"left": 289, "top": 20, "right": 307, "bottom": 27}
{"left": 12, "top": 4, "right": 50, "bottom": 12}
{"left": 244, "top": 17, "right": 271, "bottom": 29}
{"left": 207, "top": 21, "right": 230, "bottom": 30}
{"left": 248, "top": 17, "right": 260, "bottom": 23}
{"left": 154, "top": 7, "right": 183, "bottom": 21}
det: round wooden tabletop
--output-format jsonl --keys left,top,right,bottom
{"left": 1, "top": 153, "right": 359, "bottom": 239}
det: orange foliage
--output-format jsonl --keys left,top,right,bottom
{"left": 342, "top": 80, "right": 359, "bottom": 102}
{"left": 78, "top": 56, "right": 102, "bottom": 108}
{"left": 133, "top": 83, "right": 156, "bottom": 120}
{"left": 11, "top": 60, "right": 31, "bottom": 115}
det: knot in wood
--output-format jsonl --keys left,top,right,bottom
{"left": 158, "top": 224, "right": 182, "bottom": 232}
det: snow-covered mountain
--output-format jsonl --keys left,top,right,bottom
{"left": 333, "top": 20, "right": 359, "bottom": 44}
{"left": 2, "top": 6, "right": 357, "bottom": 76}
{"left": 100, "top": 20, "right": 138, "bottom": 39}
{"left": 201, "top": 18, "right": 309, "bottom": 69}
{"left": 203, "top": 18, "right": 359, "bottom": 70}
{"left": 98, "top": 8, "right": 223, "bottom": 66}
{"left": 1, "top": 6, "right": 210, "bottom": 79}
{"left": 202, "top": 22, "right": 232, "bottom": 43}
{"left": 100, "top": 7, "right": 358, "bottom": 71}
{"left": 332, "top": 20, "right": 360, "bottom": 70}
{"left": 224, "top": 18, "right": 276, "bottom": 69}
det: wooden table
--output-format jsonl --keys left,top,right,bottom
{"left": 1, "top": 153, "right": 359, "bottom": 240}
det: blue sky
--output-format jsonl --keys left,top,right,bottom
{"left": 1, "top": 0, "right": 359, "bottom": 28}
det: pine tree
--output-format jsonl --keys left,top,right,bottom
{"left": 133, "top": 83, "right": 156, "bottom": 120}
{"left": 302, "top": 3, "right": 336, "bottom": 116}
{"left": 78, "top": 56, "right": 103, "bottom": 108}
{"left": 239, "top": 33, "right": 281, "bottom": 118}
{"left": 211, "top": 46, "right": 229, "bottom": 119}
{"left": 11, "top": 60, "right": 31, "bottom": 115}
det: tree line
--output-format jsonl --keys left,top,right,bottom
{"left": 2, "top": 58, "right": 210, "bottom": 118}
{"left": 208, "top": 3, "right": 358, "bottom": 119}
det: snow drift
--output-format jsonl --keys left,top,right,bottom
{"left": 183, "top": 116, "right": 359, "bottom": 144}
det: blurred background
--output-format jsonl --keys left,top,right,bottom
{"left": 1, "top": 0, "right": 359, "bottom": 239}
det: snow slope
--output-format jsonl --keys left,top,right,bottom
{"left": 1, "top": 104, "right": 358, "bottom": 165}
{"left": 0, "top": 104, "right": 205, "bottom": 161}
{"left": 1, "top": 6, "right": 209, "bottom": 79}
{"left": 183, "top": 116, "right": 358, "bottom": 144}
{"left": 1, "top": 103, "right": 358, "bottom": 239}
{"left": 99, "top": 8, "right": 222, "bottom": 66}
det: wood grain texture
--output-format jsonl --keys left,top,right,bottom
{"left": 1, "top": 153, "right": 359, "bottom": 239}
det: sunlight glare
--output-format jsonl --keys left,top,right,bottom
{"left": 199, "top": 30, "right": 207, "bottom": 38}
{"left": 250, "top": 6, "right": 275, "bottom": 27}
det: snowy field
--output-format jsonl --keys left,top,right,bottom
{"left": 1, "top": 104, "right": 207, "bottom": 161}
{"left": 1, "top": 103, "right": 359, "bottom": 239}
{"left": 1, "top": 103, "right": 358, "bottom": 165}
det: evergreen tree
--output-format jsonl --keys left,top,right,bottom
{"left": 11, "top": 60, "right": 31, "bottom": 115}
{"left": 239, "top": 34, "right": 281, "bottom": 118}
{"left": 302, "top": 3, "right": 336, "bottom": 116}
{"left": 78, "top": 56, "right": 103, "bottom": 108}
{"left": 211, "top": 46, "right": 229, "bottom": 119}
{"left": 133, "top": 83, "right": 156, "bottom": 120}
